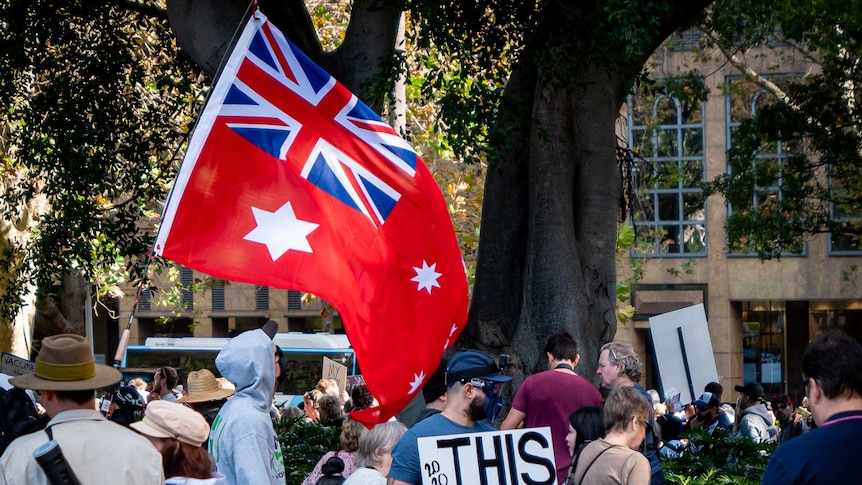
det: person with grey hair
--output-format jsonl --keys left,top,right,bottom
{"left": 567, "top": 387, "right": 652, "bottom": 485}
{"left": 343, "top": 421, "right": 406, "bottom": 485}
{"left": 596, "top": 342, "right": 664, "bottom": 485}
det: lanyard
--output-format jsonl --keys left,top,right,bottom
{"left": 820, "top": 414, "right": 862, "bottom": 427}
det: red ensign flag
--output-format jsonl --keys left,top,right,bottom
{"left": 154, "top": 12, "right": 468, "bottom": 424}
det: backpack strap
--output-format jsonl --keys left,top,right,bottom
{"left": 570, "top": 442, "right": 615, "bottom": 485}
{"left": 45, "top": 425, "right": 53, "bottom": 441}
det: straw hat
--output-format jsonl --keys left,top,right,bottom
{"left": 176, "top": 369, "right": 234, "bottom": 403}
{"left": 10, "top": 334, "right": 122, "bottom": 391}
{"left": 131, "top": 400, "right": 209, "bottom": 447}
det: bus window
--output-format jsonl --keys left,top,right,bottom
{"left": 122, "top": 333, "right": 356, "bottom": 400}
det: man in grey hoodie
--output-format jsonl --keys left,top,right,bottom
{"left": 209, "top": 326, "right": 286, "bottom": 484}
{"left": 734, "top": 382, "right": 777, "bottom": 443}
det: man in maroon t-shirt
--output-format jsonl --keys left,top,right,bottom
{"left": 501, "top": 332, "right": 603, "bottom": 484}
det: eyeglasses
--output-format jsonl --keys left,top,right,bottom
{"left": 464, "top": 378, "right": 498, "bottom": 394}
{"left": 638, "top": 418, "right": 651, "bottom": 433}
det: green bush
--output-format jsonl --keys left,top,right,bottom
{"left": 274, "top": 416, "right": 342, "bottom": 485}
{"left": 662, "top": 428, "right": 777, "bottom": 485}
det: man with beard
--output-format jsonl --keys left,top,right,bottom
{"left": 388, "top": 350, "right": 511, "bottom": 485}
{"left": 770, "top": 393, "right": 808, "bottom": 444}
{"left": 687, "top": 391, "right": 733, "bottom": 435}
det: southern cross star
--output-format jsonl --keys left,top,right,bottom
{"left": 411, "top": 260, "right": 441, "bottom": 294}
{"left": 408, "top": 370, "right": 426, "bottom": 394}
{"left": 243, "top": 201, "right": 319, "bottom": 261}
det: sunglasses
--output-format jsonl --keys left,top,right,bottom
{"left": 464, "top": 378, "right": 499, "bottom": 395}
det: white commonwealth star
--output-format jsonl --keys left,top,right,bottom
{"left": 443, "top": 323, "right": 459, "bottom": 351}
{"left": 408, "top": 370, "right": 426, "bottom": 394}
{"left": 243, "top": 201, "right": 319, "bottom": 261}
{"left": 411, "top": 260, "right": 442, "bottom": 294}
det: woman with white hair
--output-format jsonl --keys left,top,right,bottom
{"left": 343, "top": 421, "right": 407, "bottom": 485}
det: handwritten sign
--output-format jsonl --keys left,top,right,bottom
{"left": 2, "top": 352, "right": 35, "bottom": 377}
{"left": 347, "top": 374, "right": 365, "bottom": 388}
{"left": 322, "top": 356, "right": 348, "bottom": 393}
{"left": 418, "top": 427, "right": 556, "bottom": 485}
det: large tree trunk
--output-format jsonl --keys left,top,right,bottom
{"left": 465, "top": 1, "right": 716, "bottom": 389}
{"left": 464, "top": 61, "right": 625, "bottom": 388}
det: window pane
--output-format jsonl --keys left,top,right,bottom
{"left": 684, "top": 193, "right": 705, "bottom": 221}
{"left": 683, "top": 224, "right": 707, "bottom": 254}
{"left": 657, "top": 129, "right": 678, "bottom": 157}
{"left": 654, "top": 162, "right": 680, "bottom": 189}
{"left": 634, "top": 225, "right": 659, "bottom": 254}
{"left": 634, "top": 193, "right": 655, "bottom": 222}
{"left": 660, "top": 225, "right": 682, "bottom": 253}
{"left": 631, "top": 98, "right": 652, "bottom": 125}
{"left": 658, "top": 193, "right": 680, "bottom": 221}
{"left": 631, "top": 128, "right": 653, "bottom": 156}
{"left": 681, "top": 161, "right": 703, "bottom": 187}
{"left": 656, "top": 97, "right": 678, "bottom": 125}
{"left": 683, "top": 128, "right": 703, "bottom": 156}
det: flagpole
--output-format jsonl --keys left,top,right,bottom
{"left": 112, "top": 249, "right": 154, "bottom": 368}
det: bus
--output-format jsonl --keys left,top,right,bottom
{"left": 122, "top": 332, "right": 356, "bottom": 407}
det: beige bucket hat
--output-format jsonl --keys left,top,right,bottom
{"left": 10, "top": 334, "right": 122, "bottom": 391}
{"left": 131, "top": 400, "right": 209, "bottom": 447}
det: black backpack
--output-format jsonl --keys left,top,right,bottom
{"left": 0, "top": 386, "right": 48, "bottom": 455}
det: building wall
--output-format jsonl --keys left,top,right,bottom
{"left": 615, "top": 42, "right": 862, "bottom": 404}
{"left": 118, "top": 277, "right": 340, "bottom": 344}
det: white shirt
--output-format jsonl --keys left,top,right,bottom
{"left": 344, "top": 467, "right": 387, "bottom": 485}
{"left": 0, "top": 409, "right": 164, "bottom": 485}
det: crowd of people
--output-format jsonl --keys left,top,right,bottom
{"left": 0, "top": 323, "right": 859, "bottom": 485}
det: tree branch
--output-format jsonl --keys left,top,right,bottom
{"left": 771, "top": 34, "right": 821, "bottom": 66}
{"left": 259, "top": 0, "right": 321, "bottom": 58}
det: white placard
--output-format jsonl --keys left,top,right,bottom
{"left": 418, "top": 427, "right": 556, "bottom": 485}
{"left": 1, "top": 352, "right": 35, "bottom": 377}
{"left": 649, "top": 303, "right": 719, "bottom": 406}
{"left": 322, "top": 356, "right": 348, "bottom": 393}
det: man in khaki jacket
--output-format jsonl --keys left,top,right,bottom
{"left": 0, "top": 334, "right": 163, "bottom": 484}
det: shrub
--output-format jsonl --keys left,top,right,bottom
{"left": 662, "top": 428, "right": 777, "bottom": 484}
{"left": 274, "top": 415, "right": 342, "bottom": 485}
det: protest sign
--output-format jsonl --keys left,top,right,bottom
{"left": 649, "top": 303, "right": 719, "bottom": 405}
{"left": 418, "top": 427, "right": 556, "bottom": 485}
{"left": 1, "top": 352, "right": 34, "bottom": 377}
{"left": 322, "top": 356, "right": 348, "bottom": 393}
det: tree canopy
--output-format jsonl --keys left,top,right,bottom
{"left": 699, "top": 0, "right": 862, "bottom": 258}
{"left": 1, "top": 0, "right": 714, "bottom": 378}
{"left": 0, "top": 1, "right": 203, "bottom": 331}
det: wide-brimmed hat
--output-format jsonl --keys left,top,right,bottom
{"left": 131, "top": 400, "right": 209, "bottom": 447}
{"left": 10, "top": 334, "right": 122, "bottom": 391}
{"left": 176, "top": 369, "right": 234, "bottom": 403}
